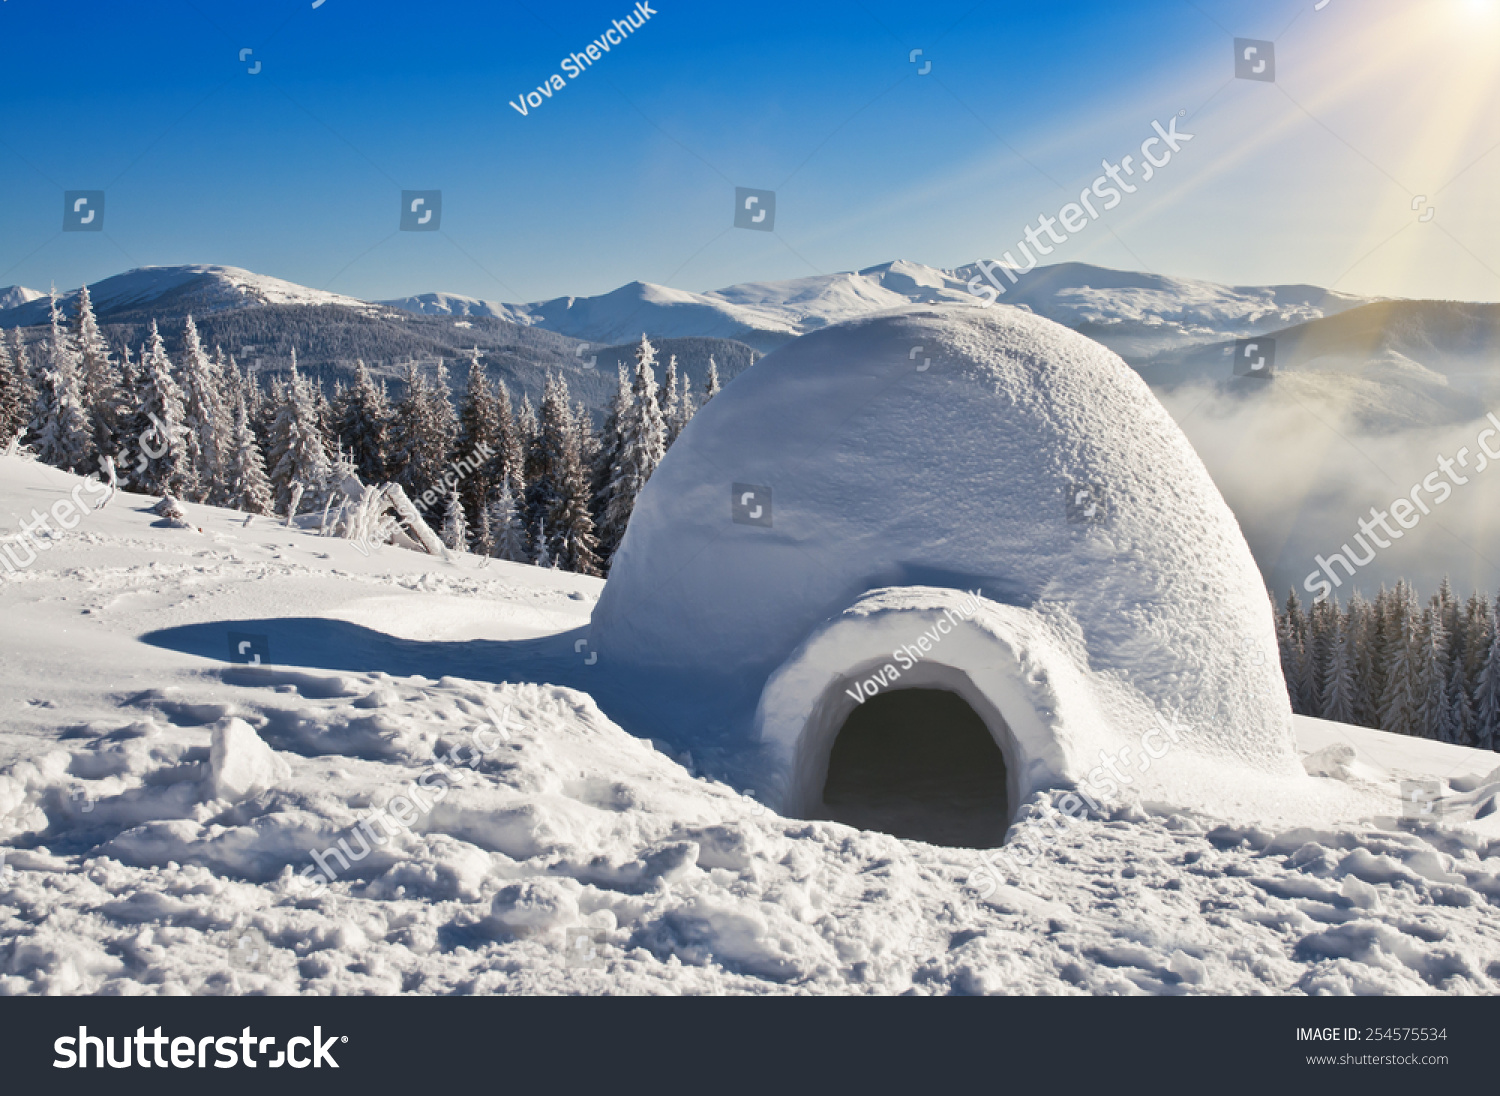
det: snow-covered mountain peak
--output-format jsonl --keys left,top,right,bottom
{"left": 0, "top": 264, "right": 379, "bottom": 326}
{"left": 0, "top": 286, "right": 43, "bottom": 311}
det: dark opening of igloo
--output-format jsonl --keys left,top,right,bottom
{"left": 819, "top": 687, "right": 1010, "bottom": 848}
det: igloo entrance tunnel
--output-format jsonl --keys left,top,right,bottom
{"left": 589, "top": 306, "right": 1299, "bottom": 845}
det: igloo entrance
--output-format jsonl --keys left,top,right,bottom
{"left": 818, "top": 687, "right": 1010, "bottom": 849}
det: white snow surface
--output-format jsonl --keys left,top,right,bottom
{"left": 2, "top": 458, "right": 1500, "bottom": 996}
{"left": 593, "top": 306, "right": 1296, "bottom": 808}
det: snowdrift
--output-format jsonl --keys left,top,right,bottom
{"left": 591, "top": 306, "right": 1299, "bottom": 826}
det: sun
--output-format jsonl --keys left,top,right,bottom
{"left": 1457, "top": 0, "right": 1500, "bottom": 23}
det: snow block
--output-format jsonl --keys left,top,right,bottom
{"left": 208, "top": 718, "right": 290, "bottom": 802}
{"left": 590, "top": 306, "right": 1298, "bottom": 820}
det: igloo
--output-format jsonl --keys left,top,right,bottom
{"left": 589, "top": 306, "right": 1297, "bottom": 846}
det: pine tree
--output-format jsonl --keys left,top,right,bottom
{"left": 0, "top": 332, "right": 29, "bottom": 444}
{"left": 335, "top": 360, "right": 391, "bottom": 484}
{"left": 217, "top": 348, "right": 244, "bottom": 417}
{"left": 574, "top": 396, "right": 599, "bottom": 495}
{"left": 253, "top": 372, "right": 279, "bottom": 455}
{"left": 178, "top": 315, "right": 227, "bottom": 503}
{"left": 671, "top": 370, "right": 695, "bottom": 443}
{"left": 1443, "top": 653, "right": 1475, "bottom": 746}
{"left": 661, "top": 355, "right": 680, "bottom": 445}
{"left": 1437, "top": 576, "right": 1459, "bottom": 649}
{"left": 1346, "top": 591, "right": 1378, "bottom": 727}
{"left": 593, "top": 365, "right": 632, "bottom": 559}
{"left": 1475, "top": 600, "right": 1500, "bottom": 750}
{"left": 1278, "top": 591, "right": 1312, "bottom": 715}
{"left": 129, "top": 321, "right": 192, "bottom": 496}
{"left": 1321, "top": 606, "right": 1358, "bottom": 725}
{"left": 225, "top": 387, "right": 274, "bottom": 515}
{"left": 1378, "top": 584, "right": 1419, "bottom": 736}
{"left": 488, "top": 483, "right": 529, "bottom": 563}
{"left": 494, "top": 378, "right": 525, "bottom": 501}
{"left": 33, "top": 292, "right": 96, "bottom": 472}
{"left": 456, "top": 349, "right": 500, "bottom": 524}
{"left": 471, "top": 497, "right": 492, "bottom": 557}
{"left": 528, "top": 374, "right": 601, "bottom": 576}
{"left": 1413, "top": 603, "right": 1449, "bottom": 739}
{"left": 72, "top": 285, "right": 121, "bottom": 468}
{"left": 703, "top": 355, "right": 721, "bottom": 404}
{"left": 267, "top": 358, "right": 331, "bottom": 518}
{"left": 531, "top": 517, "right": 552, "bottom": 568}
{"left": 1461, "top": 592, "right": 1491, "bottom": 701}
{"left": 387, "top": 362, "right": 455, "bottom": 521}
{"left": 601, "top": 335, "right": 667, "bottom": 559}
{"left": 517, "top": 393, "right": 541, "bottom": 492}
{"left": 442, "top": 488, "right": 468, "bottom": 552}
{"left": 1308, "top": 597, "right": 1339, "bottom": 712}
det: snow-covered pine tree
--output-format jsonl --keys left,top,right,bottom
{"left": 1277, "top": 590, "right": 1307, "bottom": 715}
{"left": 1345, "top": 591, "right": 1379, "bottom": 727}
{"left": 703, "top": 355, "right": 721, "bottom": 403}
{"left": 1437, "top": 576, "right": 1459, "bottom": 652}
{"left": 671, "top": 371, "right": 695, "bottom": 444}
{"left": 456, "top": 349, "right": 500, "bottom": 525}
{"left": 111, "top": 343, "right": 138, "bottom": 469}
{"left": 267, "top": 358, "right": 331, "bottom": 518}
{"left": 0, "top": 331, "right": 30, "bottom": 445}
{"left": 1475, "top": 600, "right": 1500, "bottom": 751}
{"left": 488, "top": 482, "right": 529, "bottom": 563}
{"left": 312, "top": 381, "right": 337, "bottom": 462}
{"left": 1307, "top": 597, "right": 1339, "bottom": 713}
{"left": 1461, "top": 592, "right": 1491, "bottom": 701}
{"left": 1377, "top": 583, "right": 1419, "bottom": 736}
{"left": 217, "top": 348, "right": 244, "bottom": 416}
{"left": 4, "top": 328, "right": 27, "bottom": 383}
{"left": 1321, "top": 606, "right": 1358, "bottom": 725}
{"left": 494, "top": 378, "right": 525, "bottom": 501}
{"left": 532, "top": 517, "right": 552, "bottom": 568}
{"left": 601, "top": 334, "right": 667, "bottom": 559}
{"left": 1413, "top": 602, "right": 1449, "bottom": 739}
{"left": 335, "top": 360, "right": 391, "bottom": 485}
{"left": 528, "top": 374, "right": 601, "bottom": 576}
{"left": 72, "top": 285, "right": 121, "bottom": 468}
{"left": 129, "top": 321, "right": 192, "bottom": 496}
{"left": 225, "top": 386, "right": 274, "bottom": 515}
{"left": 387, "top": 361, "right": 456, "bottom": 522}
{"left": 592, "top": 365, "right": 632, "bottom": 560}
{"left": 574, "top": 396, "right": 599, "bottom": 495}
{"left": 178, "top": 315, "right": 228, "bottom": 504}
{"left": 430, "top": 360, "right": 458, "bottom": 469}
{"left": 661, "top": 355, "right": 680, "bottom": 445}
{"left": 471, "top": 497, "right": 492, "bottom": 557}
{"left": 1444, "top": 652, "right": 1475, "bottom": 746}
{"left": 518, "top": 392, "right": 541, "bottom": 490}
{"left": 33, "top": 292, "right": 96, "bottom": 473}
{"left": 442, "top": 488, "right": 468, "bottom": 552}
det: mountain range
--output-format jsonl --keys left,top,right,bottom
{"left": 6, "top": 259, "right": 1500, "bottom": 597}
{"left": 5, "top": 260, "right": 1497, "bottom": 429}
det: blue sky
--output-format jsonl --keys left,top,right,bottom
{"left": 2, "top": 0, "right": 1498, "bottom": 304}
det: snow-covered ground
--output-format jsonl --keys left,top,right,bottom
{"left": 2, "top": 456, "right": 1499, "bottom": 995}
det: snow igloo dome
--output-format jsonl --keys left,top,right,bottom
{"left": 589, "top": 306, "right": 1298, "bottom": 846}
